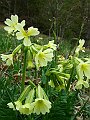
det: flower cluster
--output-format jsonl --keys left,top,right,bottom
{"left": 4, "top": 15, "right": 39, "bottom": 46}
{"left": 46, "top": 39, "right": 90, "bottom": 91}
{"left": 7, "top": 85, "right": 51, "bottom": 115}
{"left": 4, "top": 15, "right": 25, "bottom": 33}
{"left": 1, "top": 15, "right": 56, "bottom": 69}
{"left": 16, "top": 24, "right": 39, "bottom": 46}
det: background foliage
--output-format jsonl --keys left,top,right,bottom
{"left": 0, "top": 0, "right": 90, "bottom": 42}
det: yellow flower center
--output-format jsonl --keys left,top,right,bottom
{"left": 39, "top": 52, "right": 45, "bottom": 58}
{"left": 81, "top": 63, "right": 88, "bottom": 71}
{"left": 23, "top": 31, "right": 27, "bottom": 37}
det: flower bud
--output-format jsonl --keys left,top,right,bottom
{"left": 12, "top": 44, "right": 22, "bottom": 55}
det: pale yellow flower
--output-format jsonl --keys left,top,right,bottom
{"left": 4, "top": 15, "right": 25, "bottom": 33}
{"left": 1, "top": 54, "right": 13, "bottom": 66}
{"left": 33, "top": 98, "right": 51, "bottom": 115}
{"left": 16, "top": 24, "right": 40, "bottom": 46}
{"left": 45, "top": 40, "right": 57, "bottom": 50}
{"left": 35, "top": 49, "right": 53, "bottom": 69}
{"left": 75, "top": 39, "right": 85, "bottom": 54}
{"left": 19, "top": 103, "right": 34, "bottom": 115}
{"left": 77, "top": 61, "right": 90, "bottom": 79}
{"left": 7, "top": 101, "right": 22, "bottom": 111}
{"left": 75, "top": 79, "right": 89, "bottom": 89}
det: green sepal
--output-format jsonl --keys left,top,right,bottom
{"left": 18, "top": 85, "right": 31, "bottom": 102}
{"left": 12, "top": 44, "right": 22, "bottom": 55}
{"left": 37, "top": 85, "right": 49, "bottom": 100}
{"left": 25, "top": 88, "right": 35, "bottom": 104}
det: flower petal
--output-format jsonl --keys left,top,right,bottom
{"left": 21, "top": 20, "right": 25, "bottom": 27}
{"left": 6, "top": 59, "right": 12, "bottom": 66}
{"left": 27, "top": 27, "right": 40, "bottom": 36}
{"left": 23, "top": 37, "right": 31, "bottom": 46}
{"left": 83, "top": 81, "right": 89, "bottom": 88}
{"left": 11, "top": 15, "right": 18, "bottom": 23}
{"left": 7, "top": 102, "right": 15, "bottom": 110}
{"left": 4, "top": 26, "right": 14, "bottom": 33}
{"left": 16, "top": 32, "right": 24, "bottom": 40}
{"left": 4, "top": 19, "right": 13, "bottom": 26}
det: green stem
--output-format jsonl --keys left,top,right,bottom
{"left": 21, "top": 48, "right": 28, "bottom": 92}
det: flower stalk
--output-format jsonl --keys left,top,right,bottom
{"left": 21, "top": 47, "right": 28, "bottom": 92}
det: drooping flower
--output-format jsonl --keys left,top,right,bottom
{"left": 44, "top": 40, "right": 57, "bottom": 50}
{"left": 16, "top": 24, "right": 40, "bottom": 46}
{"left": 19, "top": 103, "right": 34, "bottom": 115}
{"left": 75, "top": 79, "right": 89, "bottom": 89}
{"left": 7, "top": 101, "right": 22, "bottom": 111}
{"left": 29, "top": 85, "right": 52, "bottom": 115}
{"left": 35, "top": 48, "right": 53, "bottom": 69}
{"left": 4, "top": 15, "right": 25, "bottom": 33}
{"left": 1, "top": 54, "right": 13, "bottom": 66}
{"left": 7, "top": 86, "right": 31, "bottom": 111}
{"left": 75, "top": 39, "right": 85, "bottom": 54}
{"left": 77, "top": 60, "right": 90, "bottom": 79}
{"left": 32, "top": 98, "right": 51, "bottom": 115}
{"left": 18, "top": 88, "right": 35, "bottom": 115}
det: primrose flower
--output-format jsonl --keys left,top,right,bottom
{"left": 1, "top": 54, "right": 13, "bottom": 66}
{"left": 7, "top": 101, "right": 22, "bottom": 111}
{"left": 75, "top": 39, "right": 85, "bottom": 54}
{"left": 75, "top": 79, "right": 89, "bottom": 89}
{"left": 45, "top": 40, "right": 57, "bottom": 50}
{"left": 77, "top": 61, "right": 90, "bottom": 79}
{"left": 33, "top": 98, "right": 51, "bottom": 115}
{"left": 19, "top": 103, "right": 34, "bottom": 115}
{"left": 4, "top": 15, "right": 25, "bottom": 33}
{"left": 16, "top": 24, "right": 40, "bottom": 46}
{"left": 35, "top": 49, "right": 53, "bottom": 69}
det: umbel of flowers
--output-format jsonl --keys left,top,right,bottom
{"left": 1, "top": 15, "right": 56, "bottom": 69}
{"left": 1, "top": 15, "right": 56, "bottom": 115}
{"left": 7, "top": 85, "right": 51, "bottom": 115}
